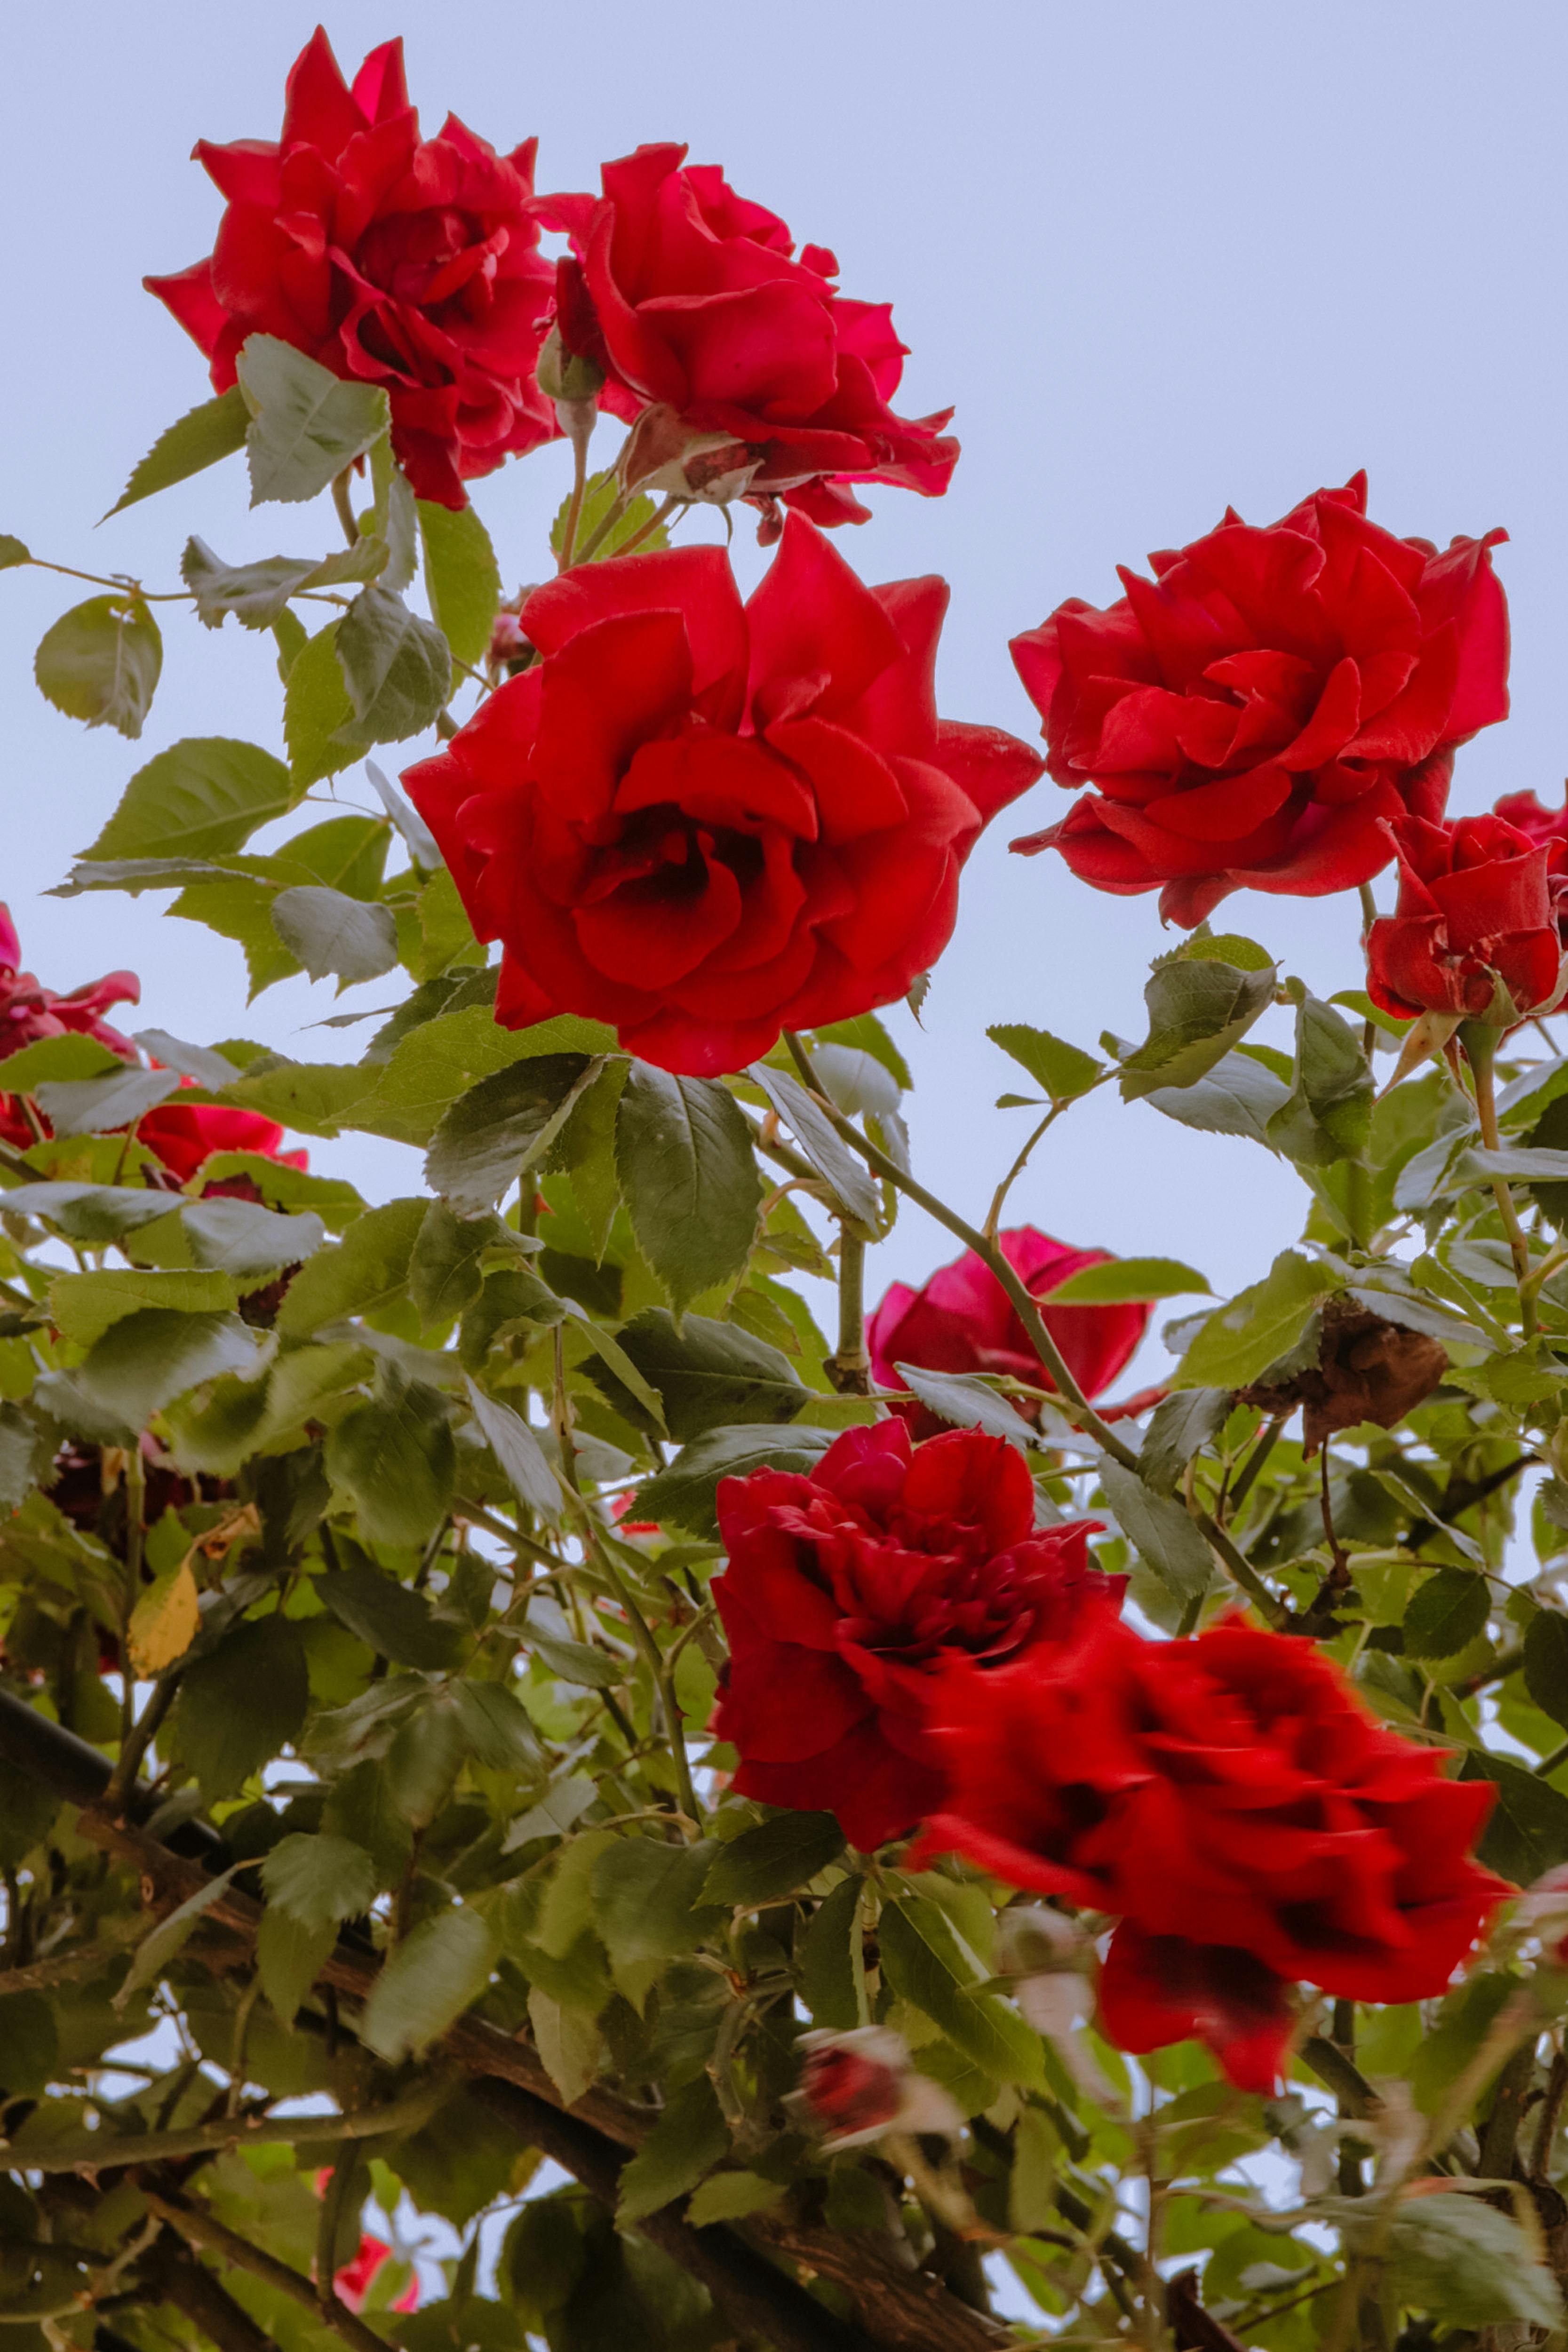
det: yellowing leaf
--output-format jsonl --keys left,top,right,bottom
{"left": 127, "top": 1557, "right": 200, "bottom": 1675}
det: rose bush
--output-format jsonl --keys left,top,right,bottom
{"left": 1009, "top": 471, "right": 1510, "bottom": 925}
{"left": 867, "top": 1226, "right": 1151, "bottom": 1438}
{"left": 710, "top": 1420, "right": 1118, "bottom": 1851}
{"left": 146, "top": 29, "right": 556, "bottom": 508}
{"left": 405, "top": 514, "right": 1040, "bottom": 1073}
{"left": 1367, "top": 810, "right": 1566, "bottom": 1023}
{"left": 919, "top": 1616, "right": 1507, "bottom": 2089}
{"left": 537, "top": 143, "right": 958, "bottom": 530}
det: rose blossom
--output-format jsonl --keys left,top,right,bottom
{"left": 867, "top": 1228, "right": 1151, "bottom": 1440}
{"left": 535, "top": 145, "right": 957, "bottom": 529}
{"left": 795, "top": 2027, "right": 963, "bottom": 2149}
{"left": 403, "top": 516, "right": 1041, "bottom": 1076}
{"left": 1494, "top": 783, "right": 1568, "bottom": 850}
{"left": 1009, "top": 472, "right": 1510, "bottom": 927}
{"left": 146, "top": 29, "right": 556, "bottom": 509}
{"left": 709, "top": 1419, "right": 1119, "bottom": 1852}
{"left": 0, "top": 907, "right": 139, "bottom": 1152}
{"left": 138, "top": 1084, "right": 309, "bottom": 1190}
{"left": 918, "top": 1615, "right": 1506, "bottom": 2091}
{"left": 332, "top": 2234, "right": 418, "bottom": 2315}
{"left": 1367, "top": 811, "right": 1566, "bottom": 1025}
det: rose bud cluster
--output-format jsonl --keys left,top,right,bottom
{"left": 535, "top": 145, "right": 957, "bottom": 533}
{"left": 404, "top": 518, "right": 1041, "bottom": 1076}
{"left": 709, "top": 1420, "right": 1121, "bottom": 1853}
{"left": 1010, "top": 472, "right": 1509, "bottom": 927}
{"left": 794, "top": 2026, "right": 963, "bottom": 2150}
{"left": 867, "top": 1227, "right": 1152, "bottom": 1440}
{"left": 146, "top": 30, "right": 557, "bottom": 509}
{"left": 1367, "top": 810, "right": 1568, "bottom": 1026}
{"left": 917, "top": 1615, "right": 1507, "bottom": 2091}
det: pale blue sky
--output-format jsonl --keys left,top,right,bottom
{"left": 4, "top": 0, "right": 1566, "bottom": 1358}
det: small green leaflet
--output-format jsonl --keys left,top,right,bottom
{"left": 105, "top": 385, "right": 249, "bottom": 518}
{"left": 1039, "top": 1255, "right": 1208, "bottom": 1305}
{"left": 987, "top": 1023, "right": 1102, "bottom": 1100}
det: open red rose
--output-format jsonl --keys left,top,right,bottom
{"left": 403, "top": 516, "right": 1041, "bottom": 1076}
{"left": 536, "top": 145, "right": 957, "bottom": 530}
{"left": 138, "top": 1083, "right": 309, "bottom": 1190}
{"left": 1010, "top": 472, "right": 1510, "bottom": 927}
{"left": 919, "top": 1616, "right": 1506, "bottom": 2091}
{"left": 1494, "top": 784, "right": 1568, "bottom": 851}
{"left": 1367, "top": 811, "right": 1566, "bottom": 1025}
{"left": 709, "top": 1419, "right": 1119, "bottom": 1852}
{"left": 868, "top": 1228, "right": 1151, "bottom": 1440}
{"left": 0, "top": 906, "right": 139, "bottom": 1152}
{"left": 146, "top": 28, "right": 556, "bottom": 509}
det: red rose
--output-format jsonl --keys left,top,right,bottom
{"left": 145, "top": 29, "right": 556, "bottom": 509}
{"left": 919, "top": 1616, "right": 1506, "bottom": 2090}
{"left": 1010, "top": 472, "right": 1510, "bottom": 927}
{"left": 796, "top": 2027, "right": 963, "bottom": 2148}
{"left": 1494, "top": 784, "right": 1568, "bottom": 851}
{"left": 138, "top": 1083, "right": 309, "bottom": 1190}
{"left": 403, "top": 516, "right": 1041, "bottom": 1076}
{"left": 1367, "top": 812, "right": 1566, "bottom": 1025}
{"left": 333, "top": 2235, "right": 418, "bottom": 2316}
{"left": 537, "top": 145, "right": 957, "bottom": 529}
{"left": 867, "top": 1227, "right": 1151, "bottom": 1440}
{"left": 0, "top": 906, "right": 139, "bottom": 1152}
{"left": 709, "top": 1419, "right": 1119, "bottom": 1852}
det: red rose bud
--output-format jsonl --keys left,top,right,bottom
{"left": 402, "top": 517, "right": 1041, "bottom": 1076}
{"left": 710, "top": 1419, "right": 1119, "bottom": 1852}
{"left": 868, "top": 1228, "right": 1151, "bottom": 1440}
{"left": 1367, "top": 811, "right": 1567, "bottom": 1025}
{"left": 1010, "top": 472, "right": 1510, "bottom": 928}
{"left": 917, "top": 1615, "right": 1507, "bottom": 2093}
{"left": 796, "top": 2027, "right": 963, "bottom": 2149}
{"left": 145, "top": 30, "right": 557, "bottom": 510}
{"left": 535, "top": 145, "right": 957, "bottom": 528}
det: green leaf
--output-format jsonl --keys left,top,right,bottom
{"left": 987, "top": 1023, "right": 1102, "bottom": 1101}
{"left": 1097, "top": 1458, "right": 1212, "bottom": 1603}
{"left": 261, "top": 1831, "right": 378, "bottom": 1929}
{"left": 1524, "top": 1609, "right": 1568, "bottom": 1731}
{"left": 617, "top": 1066, "right": 764, "bottom": 1312}
{"left": 1039, "top": 1256, "right": 1208, "bottom": 1305}
{"left": 257, "top": 1907, "right": 337, "bottom": 2028}
{"left": 83, "top": 738, "right": 296, "bottom": 863}
{"left": 894, "top": 1364, "right": 1033, "bottom": 1447}
{"left": 1265, "top": 990, "right": 1374, "bottom": 1168}
{"left": 35, "top": 596, "right": 161, "bottom": 739}
{"left": 0, "top": 535, "right": 28, "bottom": 569}
{"left": 1173, "top": 1250, "right": 1341, "bottom": 1391}
{"left": 270, "top": 884, "right": 399, "bottom": 985}
{"left": 32, "top": 1066, "right": 180, "bottom": 1134}
{"left": 0, "top": 1034, "right": 120, "bottom": 1092}
{"left": 813, "top": 1013, "right": 912, "bottom": 1092}
{"left": 361, "top": 1907, "right": 500, "bottom": 2061}
{"left": 426, "top": 1054, "right": 596, "bottom": 1216}
{"left": 284, "top": 621, "right": 357, "bottom": 787}
{"left": 528, "top": 1989, "right": 602, "bottom": 2107}
{"left": 418, "top": 500, "right": 503, "bottom": 668}
{"left": 590, "top": 1838, "right": 724, "bottom": 1967}
{"left": 76, "top": 1309, "right": 259, "bottom": 1427}
{"left": 0, "top": 1405, "right": 46, "bottom": 1515}
{"left": 1139, "top": 1389, "right": 1231, "bottom": 1495}
{"left": 1402, "top": 1568, "right": 1489, "bottom": 1660}
{"left": 175, "top": 1616, "right": 309, "bottom": 1797}
{"left": 1461, "top": 1751, "right": 1568, "bottom": 1884}
{"left": 49, "top": 1267, "right": 238, "bottom": 1350}
{"left": 236, "top": 334, "right": 389, "bottom": 505}
{"left": 748, "top": 1062, "right": 880, "bottom": 1232}
{"left": 106, "top": 385, "right": 250, "bottom": 517}
{"left": 617, "top": 2074, "right": 728, "bottom": 2224}
{"left": 587, "top": 1308, "right": 806, "bottom": 1442}
{"left": 357, "top": 1007, "right": 613, "bottom": 1151}
{"left": 1383, "top": 2193, "right": 1564, "bottom": 2329}
{"left": 798, "top": 1876, "right": 863, "bottom": 2028}
{"left": 702, "top": 1812, "right": 845, "bottom": 1908}
{"left": 1172, "top": 930, "right": 1275, "bottom": 971}
{"left": 633, "top": 1422, "right": 836, "bottom": 1535}
{"left": 180, "top": 1198, "right": 326, "bottom": 1281}
{"left": 550, "top": 468, "right": 668, "bottom": 562}
{"left": 465, "top": 1378, "right": 562, "bottom": 1521}
{"left": 685, "top": 2171, "right": 785, "bottom": 2228}
{"left": 1118, "top": 958, "right": 1277, "bottom": 1101}
{"left": 0, "top": 1181, "right": 178, "bottom": 1241}
{"left": 317, "top": 1556, "right": 464, "bottom": 1670}
{"left": 276, "top": 1197, "right": 428, "bottom": 1336}
{"left": 119, "top": 1867, "right": 239, "bottom": 2003}
{"left": 134, "top": 1030, "right": 242, "bottom": 1089}
{"left": 181, "top": 533, "right": 388, "bottom": 630}
{"left": 323, "top": 1383, "right": 459, "bottom": 1551}
{"left": 878, "top": 1897, "right": 1043, "bottom": 2088}
{"left": 1144, "top": 1049, "right": 1291, "bottom": 1146}
{"left": 523, "top": 1597, "right": 629, "bottom": 1689}
{"left": 409, "top": 1201, "right": 496, "bottom": 1326}
{"left": 333, "top": 586, "right": 452, "bottom": 747}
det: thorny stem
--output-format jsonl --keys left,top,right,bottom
{"left": 1468, "top": 1031, "right": 1537, "bottom": 1337}
{"left": 781, "top": 1033, "right": 1289, "bottom": 1627}
{"left": 330, "top": 468, "right": 358, "bottom": 548}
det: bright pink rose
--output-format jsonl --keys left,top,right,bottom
{"left": 868, "top": 1228, "right": 1151, "bottom": 1439}
{"left": 537, "top": 145, "right": 957, "bottom": 530}
{"left": 1367, "top": 812, "right": 1566, "bottom": 1025}
{"left": 710, "top": 1420, "right": 1119, "bottom": 1852}
{"left": 146, "top": 29, "right": 556, "bottom": 508}
{"left": 404, "top": 516, "right": 1041, "bottom": 1076}
{"left": 0, "top": 906, "right": 139, "bottom": 1152}
{"left": 1010, "top": 473, "right": 1510, "bottom": 926}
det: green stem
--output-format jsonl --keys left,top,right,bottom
{"left": 984, "top": 1098, "right": 1073, "bottom": 1240}
{"left": 827, "top": 1227, "right": 870, "bottom": 1394}
{"left": 1223, "top": 1415, "right": 1284, "bottom": 1525}
{"left": 555, "top": 428, "right": 591, "bottom": 572}
{"left": 781, "top": 1034, "right": 1288, "bottom": 1626}
{"left": 1468, "top": 1029, "right": 1537, "bottom": 1338}
{"left": 116, "top": 1446, "right": 146, "bottom": 1763}
{"left": 614, "top": 494, "right": 679, "bottom": 560}
{"left": 330, "top": 469, "right": 358, "bottom": 548}
{"left": 1536, "top": 1736, "right": 1568, "bottom": 1779}
{"left": 574, "top": 488, "right": 632, "bottom": 565}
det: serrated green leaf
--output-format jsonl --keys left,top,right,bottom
{"left": 617, "top": 2074, "right": 727, "bottom": 2223}
{"left": 257, "top": 1908, "right": 337, "bottom": 2029}
{"left": 284, "top": 621, "right": 356, "bottom": 787}
{"left": 33, "top": 1066, "right": 180, "bottom": 1134}
{"left": 182, "top": 532, "right": 388, "bottom": 630}
{"left": 324, "top": 1381, "right": 458, "bottom": 1550}
{"left": 236, "top": 334, "right": 389, "bottom": 505}
{"left": 748, "top": 1062, "right": 880, "bottom": 1232}
{"left": 49, "top": 1267, "right": 238, "bottom": 1350}
{"left": 107, "top": 385, "right": 249, "bottom": 517}
{"left": 276, "top": 1197, "right": 427, "bottom": 1336}
{"left": 590, "top": 1838, "right": 724, "bottom": 1967}
{"left": 1174, "top": 1251, "right": 1340, "bottom": 1391}
{"left": 0, "top": 1181, "right": 179, "bottom": 1241}
{"left": 1098, "top": 1458, "right": 1212, "bottom": 1602}
{"left": 179, "top": 1198, "right": 326, "bottom": 1281}
{"left": 1040, "top": 1255, "right": 1208, "bottom": 1305}
{"left": 361, "top": 1907, "right": 500, "bottom": 2061}
{"left": 702, "top": 1812, "right": 845, "bottom": 1907}
{"left": 76, "top": 1309, "right": 259, "bottom": 1427}
{"left": 585, "top": 1308, "right": 806, "bottom": 1442}
{"left": 894, "top": 1364, "right": 1033, "bottom": 1447}
{"left": 175, "top": 1616, "right": 309, "bottom": 1797}
{"left": 1384, "top": 2194, "right": 1564, "bottom": 2328}
{"left": 617, "top": 1066, "right": 763, "bottom": 1312}
{"left": 465, "top": 1378, "right": 562, "bottom": 1520}
{"left": 1402, "top": 1567, "right": 1489, "bottom": 1660}
{"left": 1119, "top": 959, "right": 1277, "bottom": 1102}
{"left": 550, "top": 468, "right": 668, "bottom": 562}
{"left": 633, "top": 1422, "right": 836, "bottom": 1536}
{"left": 1460, "top": 1751, "right": 1568, "bottom": 1884}
{"left": 426, "top": 1053, "right": 596, "bottom": 1215}
{"left": 270, "top": 884, "right": 399, "bottom": 985}
{"left": 0, "top": 1035, "right": 121, "bottom": 1093}
{"left": 987, "top": 1023, "right": 1102, "bottom": 1101}
{"left": 1145, "top": 1048, "right": 1292, "bottom": 1147}
{"left": 1524, "top": 1610, "right": 1568, "bottom": 1731}
{"left": 35, "top": 596, "right": 161, "bottom": 739}
{"left": 261, "top": 1831, "right": 379, "bottom": 1930}
{"left": 878, "top": 1898, "right": 1043, "bottom": 2088}
{"left": 418, "top": 500, "right": 503, "bottom": 668}
{"left": 333, "top": 585, "right": 451, "bottom": 747}
{"left": 83, "top": 738, "right": 297, "bottom": 864}
{"left": 1138, "top": 1389, "right": 1231, "bottom": 1494}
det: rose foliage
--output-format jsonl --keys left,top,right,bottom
{"left": 3, "top": 29, "right": 1568, "bottom": 2351}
